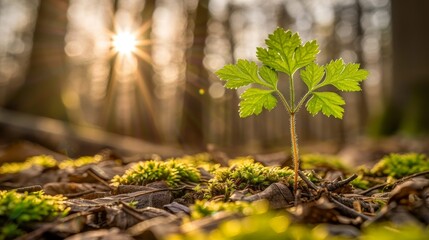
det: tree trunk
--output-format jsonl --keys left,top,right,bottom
{"left": 376, "top": 0, "right": 429, "bottom": 135}
{"left": 5, "top": 0, "right": 69, "bottom": 120}
{"left": 179, "top": 0, "right": 210, "bottom": 149}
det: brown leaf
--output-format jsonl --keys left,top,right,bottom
{"left": 116, "top": 184, "right": 164, "bottom": 194}
{"left": 235, "top": 182, "right": 294, "bottom": 209}
{"left": 294, "top": 197, "right": 341, "bottom": 224}
{"left": 66, "top": 189, "right": 173, "bottom": 212}
{"left": 388, "top": 178, "right": 429, "bottom": 205}
{"left": 164, "top": 202, "right": 191, "bottom": 215}
{"left": 44, "top": 182, "right": 109, "bottom": 196}
{"left": 127, "top": 215, "right": 181, "bottom": 240}
{"left": 106, "top": 205, "right": 141, "bottom": 229}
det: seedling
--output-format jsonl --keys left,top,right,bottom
{"left": 216, "top": 28, "right": 368, "bottom": 192}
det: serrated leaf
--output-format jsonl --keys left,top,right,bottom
{"left": 258, "top": 66, "right": 278, "bottom": 89}
{"left": 215, "top": 59, "right": 273, "bottom": 89}
{"left": 294, "top": 40, "right": 319, "bottom": 70}
{"left": 306, "top": 92, "right": 345, "bottom": 119}
{"left": 322, "top": 59, "right": 368, "bottom": 91}
{"left": 300, "top": 63, "right": 324, "bottom": 90}
{"left": 257, "top": 28, "right": 301, "bottom": 75}
{"left": 256, "top": 47, "right": 289, "bottom": 74}
{"left": 265, "top": 28, "right": 301, "bottom": 59}
{"left": 257, "top": 28, "right": 319, "bottom": 75}
{"left": 239, "top": 88, "right": 277, "bottom": 118}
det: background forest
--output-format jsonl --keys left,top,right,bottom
{"left": 0, "top": 0, "right": 428, "bottom": 158}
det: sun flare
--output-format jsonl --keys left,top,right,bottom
{"left": 112, "top": 32, "right": 137, "bottom": 55}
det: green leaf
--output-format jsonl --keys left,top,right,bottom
{"left": 215, "top": 60, "right": 259, "bottom": 89}
{"left": 300, "top": 62, "right": 324, "bottom": 90}
{"left": 265, "top": 28, "right": 301, "bottom": 60}
{"left": 258, "top": 66, "right": 278, "bottom": 89}
{"left": 215, "top": 59, "right": 274, "bottom": 89}
{"left": 256, "top": 47, "right": 289, "bottom": 74}
{"left": 322, "top": 59, "right": 368, "bottom": 91}
{"left": 295, "top": 40, "right": 319, "bottom": 70}
{"left": 256, "top": 28, "right": 319, "bottom": 75}
{"left": 256, "top": 28, "right": 301, "bottom": 75}
{"left": 239, "top": 88, "right": 277, "bottom": 118}
{"left": 306, "top": 92, "right": 345, "bottom": 119}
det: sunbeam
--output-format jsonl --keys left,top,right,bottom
{"left": 100, "top": 17, "right": 161, "bottom": 140}
{"left": 112, "top": 32, "right": 137, "bottom": 55}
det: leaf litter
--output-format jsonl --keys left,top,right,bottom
{"left": 1, "top": 142, "right": 429, "bottom": 239}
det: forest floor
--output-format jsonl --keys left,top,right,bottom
{"left": 1, "top": 137, "right": 429, "bottom": 240}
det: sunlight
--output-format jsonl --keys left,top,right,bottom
{"left": 112, "top": 32, "right": 137, "bottom": 55}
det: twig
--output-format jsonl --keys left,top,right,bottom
{"left": 328, "top": 194, "right": 370, "bottom": 221}
{"left": 330, "top": 194, "right": 380, "bottom": 213}
{"left": 64, "top": 189, "right": 96, "bottom": 199}
{"left": 298, "top": 170, "right": 319, "bottom": 191}
{"left": 360, "top": 170, "right": 429, "bottom": 196}
{"left": 391, "top": 170, "right": 429, "bottom": 187}
{"left": 326, "top": 174, "right": 357, "bottom": 191}
{"left": 119, "top": 200, "right": 147, "bottom": 221}
{"left": 359, "top": 183, "right": 388, "bottom": 196}
{"left": 121, "top": 186, "right": 185, "bottom": 201}
{"left": 14, "top": 185, "right": 43, "bottom": 193}
{"left": 86, "top": 169, "right": 115, "bottom": 190}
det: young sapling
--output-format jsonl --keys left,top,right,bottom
{"left": 216, "top": 28, "right": 368, "bottom": 192}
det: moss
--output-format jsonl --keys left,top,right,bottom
{"left": 370, "top": 153, "right": 429, "bottom": 178}
{"left": 111, "top": 159, "right": 201, "bottom": 187}
{"left": 301, "top": 154, "right": 349, "bottom": 172}
{"left": 190, "top": 200, "right": 257, "bottom": 220}
{"left": 58, "top": 155, "right": 103, "bottom": 169}
{"left": 0, "top": 190, "right": 69, "bottom": 239}
{"left": 351, "top": 175, "right": 370, "bottom": 190}
{"left": 0, "top": 154, "right": 105, "bottom": 174}
{"left": 0, "top": 155, "right": 57, "bottom": 174}
{"left": 228, "top": 156, "right": 255, "bottom": 167}
{"left": 200, "top": 158, "right": 293, "bottom": 199}
{"left": 176, "top": 153, "right": 220, "bottom": 173}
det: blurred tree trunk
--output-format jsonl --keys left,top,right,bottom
{"left": 353, "top": 0, "right": 368, "bottom": 136}
{"left": 5, "top": 0, "right": 69, "bottom": 120}
{"left": 179, "top": 0, "right": 210, "bottom": 149}
{"left": 376, "top": 0, "right": 429, "bottom": 135}
{"left": 224, "top": 3, "right": 239, "bottom": 147}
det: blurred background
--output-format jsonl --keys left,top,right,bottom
{"left": 0, "top": 0, "right": 428, "bottom": 158}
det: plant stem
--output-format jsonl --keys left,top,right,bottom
{"left": 276, "top": 77, "right": 300, "bottom": 194}
{"left": 290, "top": 113, "right": 299, "bottom": 193}
{"left": 289, "top": 73, "right": 295, "bottom": 110}
{"left": 294, "top": 91, "right": 312, "bottom": 113}
{"left": 276, "top": 90, "right": 292, "bottom": 113}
